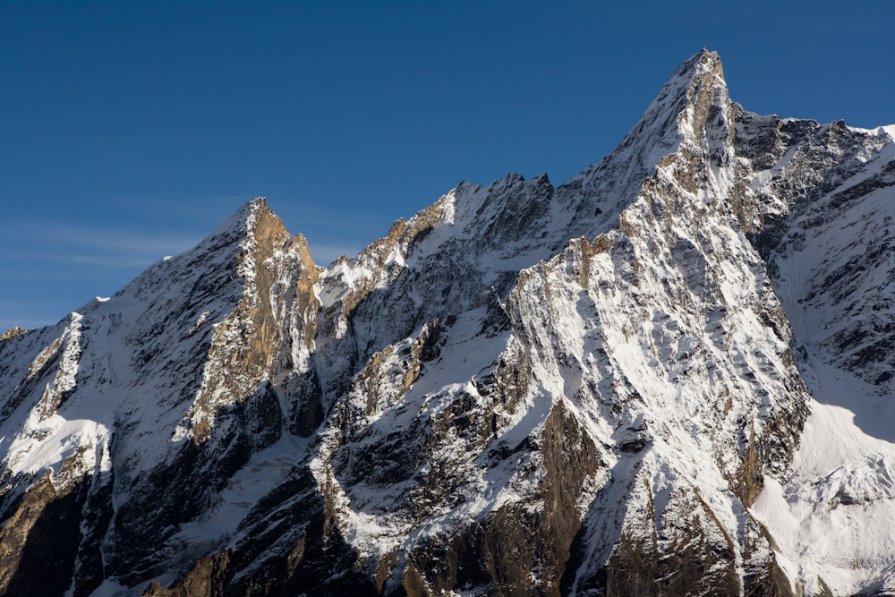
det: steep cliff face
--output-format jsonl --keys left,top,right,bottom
{"left": 733, "top": 108, "right": 895, "bottom": 596}
{"left": 0, "top": 50, "right": 892, "bottom": 596}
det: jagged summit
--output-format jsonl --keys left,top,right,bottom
{"left": 630, "top": 48, "right": 729, "bottom": 154}
{"left": 676, "top": 48, "right": 723, "bottom": 77}
{"left": 206, "top": 196, "right": 269, "bottom": 238}
{"left": 0, "top": 327, "right": 26, "bottom": 342}
{"left": 1, "top": 51, "right": 894, "bottom": 596}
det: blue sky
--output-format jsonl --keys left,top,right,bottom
{"left": 2, "top": 1, "right": 893, "bottom": 328}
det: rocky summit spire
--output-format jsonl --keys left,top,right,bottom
{"left": 560, "top": 49, "right": 732, "bottom": 236}
{"left": 675, "top": 48, "right": 724, "bottom": 79}
{"left": 617, "top": 49, "right": 730, "bottom": 162}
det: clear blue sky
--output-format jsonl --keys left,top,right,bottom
{"left": 2, "top": 1, "right": 893, "bottom": 329}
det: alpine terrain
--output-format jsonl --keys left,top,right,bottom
{"left": 1, "top": 50, "right": 893, "bottom": 596}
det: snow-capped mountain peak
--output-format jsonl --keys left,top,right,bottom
{"left": 1, "top": 51, "right": 893, "bottom": 596}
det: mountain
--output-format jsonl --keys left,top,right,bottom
{"left": 1, "top": 50, "right": 893, "bottom": 596}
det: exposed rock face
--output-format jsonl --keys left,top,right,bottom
{"left": 0, "top": 329, "right": 25, "bottom": 343}
{"left": 1, "top": 50, "right": 893, "bottom": 596}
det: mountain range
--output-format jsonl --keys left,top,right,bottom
{"left": 1, "top": 50, "right": 894, "bottom": 596}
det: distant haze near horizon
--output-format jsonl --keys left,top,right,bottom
{"left": 2, "top": 0, "right": 893, "bottom": 329}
